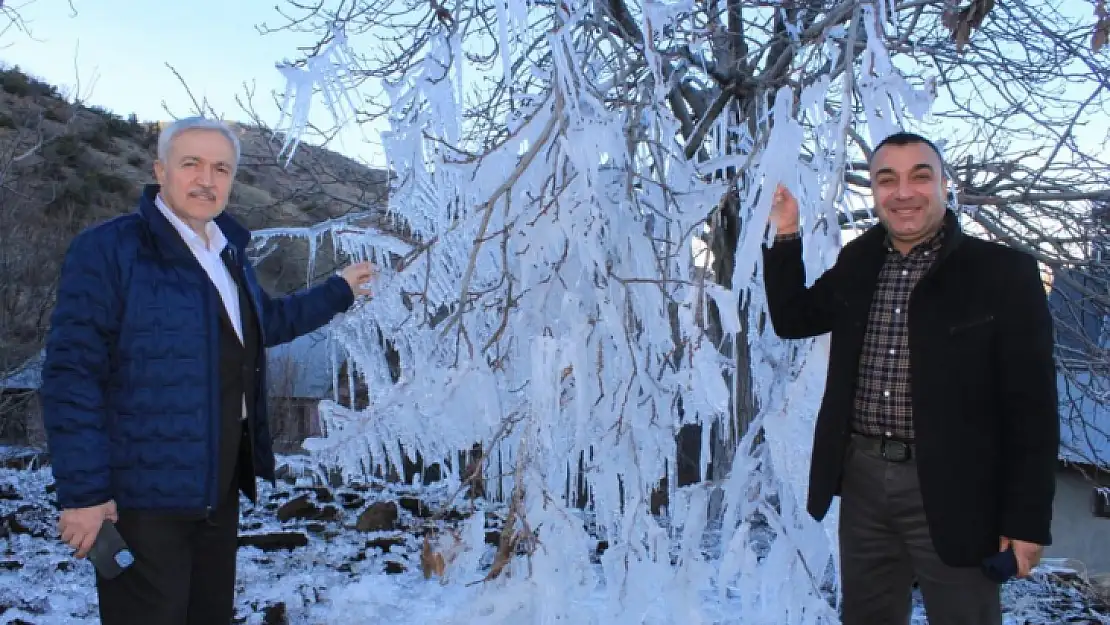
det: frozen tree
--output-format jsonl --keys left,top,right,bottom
{"left": 252, "top": 0, "right": 1109, "bottom": 621}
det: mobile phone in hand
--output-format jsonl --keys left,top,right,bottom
{"left": 87, "top": 519, "right": 134, "bottom": 580}
{"left": 981, "top": 547, "right": 1018, "bottom": 583}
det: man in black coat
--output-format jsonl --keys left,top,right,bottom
{"left": 761, "top": 131, "right": 1059, "bottom": 624}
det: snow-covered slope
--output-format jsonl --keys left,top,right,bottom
{"left": 1, "top": 457, "right": 1107, "bottom": 625}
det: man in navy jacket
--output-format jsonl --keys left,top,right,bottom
{"left": 39, "top": 116, "right": 375, "bottom": 624}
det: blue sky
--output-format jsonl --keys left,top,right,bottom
{"left": 1, "top": 0, "right": 1101, "bottom": 175}
{"left": 0, "top": 0, "right": 388, "bottom": 165}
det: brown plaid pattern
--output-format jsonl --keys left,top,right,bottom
{"left": 852, "top": 229, "right": 944, "bottom": 440}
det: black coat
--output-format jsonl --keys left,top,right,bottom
{"left": 761, "top": 210, "right": 1060, "bottom": 567}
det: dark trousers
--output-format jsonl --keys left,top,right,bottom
{"left": 838, "top": 434, "right": 1001, "bottom": 625}
{"left": 95, "top": 429, "right": 246, "bottom": 625}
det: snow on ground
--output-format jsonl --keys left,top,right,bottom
{"left": 0, "top": 448, "right": 1108, "bottom": 625}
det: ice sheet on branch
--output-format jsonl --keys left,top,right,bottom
{"left": 263, "top": 3, "right": 936, "bottom": 622}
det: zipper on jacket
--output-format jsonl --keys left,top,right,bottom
{"left": 948, "top": 314, "right": 995, "bottom": 335}
{"left": 205, "top": 281, "right": 221, "bottom": 511}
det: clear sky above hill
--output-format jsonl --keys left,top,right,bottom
{"left": 2, "top": 0, "right": 1103, "bottom": 178}
{"left": 0, "top": 0, "right": 388, "bottom": 165}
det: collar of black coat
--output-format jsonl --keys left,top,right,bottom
{"left": 136, "top": 183, "right": 251, "bottom": 256}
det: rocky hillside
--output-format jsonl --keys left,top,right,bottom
{"left": 0, "top": 66, "right": 390, "bottom": 440}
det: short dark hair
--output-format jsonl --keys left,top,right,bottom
{"left": 869, "top": 131, "right": 945, "bottom": 169}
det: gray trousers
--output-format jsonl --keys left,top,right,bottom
{"left": 838, "top": 435, "right": 1002, "bottom": 625}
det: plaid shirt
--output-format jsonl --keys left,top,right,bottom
{"left": 851, "top": 229, "right": 944, "bottom": 441}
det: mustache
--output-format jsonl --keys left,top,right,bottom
{"left": 188, "top": 189, "right": 217, "bottom": 201}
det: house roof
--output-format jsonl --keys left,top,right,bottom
{"left": 1058, "top": 371, "right": 1109, "bottom": 469}
{"left": 0, "top": 332, "right": 337, "bottom": 401}
{"left": 265, "top": 329, "right": 336, "bottom": 399}
{"left": 0, "top": 350, "right": 43, "bottom": 390}
{"left": 1048, "top": 267, "right": 1106, "bottom": 363}
{"left": 1050, "top": 264, "right": 1109, "bottom": 469}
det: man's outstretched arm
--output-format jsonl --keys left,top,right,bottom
{"left": 254, "top": 261, "right": 375, "bottom": 347}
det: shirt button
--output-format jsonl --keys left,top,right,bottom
{"left": 895, "top": 308, "right": 901, "bottom": 314}
{"left": 889, "top": 349, "right": 895, "bottom": 355}
{"left": 883, "top": 390, "right": 891, "bottom": 397}
{"left": 902, "top": 269, "right": 909, "bottom": 276}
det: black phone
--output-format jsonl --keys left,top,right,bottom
{"left": 86, "top": 519, "right": 134, "bottom": 580}
{"left": 981, "top": 547, "right": 1018, "bottom": 583}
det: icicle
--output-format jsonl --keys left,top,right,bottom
{"left": 273, "top": 25, "right": 363, "bottom": 165}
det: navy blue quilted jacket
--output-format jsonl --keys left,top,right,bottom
{"left": 39, "top": 184, "right": 355, "bottom": 512}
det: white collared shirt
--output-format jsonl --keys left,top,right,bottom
{"left": 155, "top": 195, "right": 248, "bottom": 420}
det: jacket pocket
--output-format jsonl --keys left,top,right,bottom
{"left": 948, "top": 313, "right": 995, "bottom": 335}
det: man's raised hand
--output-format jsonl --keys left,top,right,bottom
{"left": 770, "top": 183, "right": 800, "bottom": 236}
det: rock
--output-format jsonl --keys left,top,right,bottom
{"left": 398, "top": 496, "right": 430, "bottom": 517}
{"left": 442, "top": 508, "right": 466, "bottom": 522}
{"left": 276, "top": 494, "right": 321, "bottom": 522}
{"left": 0, "top": 483, "right": 18, "bottom": 500}
{"left": 596, "top": 540, "right": 609, "bottom": 554}
{"left": 0, "top": 594, "right": 47, "bottom": 616}
{"left": 366, "top": 535, "right": 406, "bottom": 553}
{"left": 349, "top": 481, "right": 385, "bottom": 493}
{"left": 337, "top": 492, "right": 365, "bottom": 510}
{"left": 3, "top": 505, "right": 51, "bottom": 538}
{"left": 384, "top": 560, "right": 406, "bottom": 574}
{"left": 273, "top": 464, "right": 300, "bottom": 485}
{"left": 317, "top": 505, "right": 341, "bottom": 521}
{"left": 275, "top": 493, "right": 341, "bottom": 524}
{"left": 355, "top": 502, "right": 398, "bottom": 532}
{"left": 0, "top": 449, "right": 48, "bottom": 470}
{"left": 296, "top": 486, "right": 335, "bottom": 503}
{"left": 485, "top": 531, "right": 501, "bottom": 547}
{"left": 261, "top": 602, "right": 288, "bottom": 625}
{"left": 305, "top": 522, "right": 328, "bottom": 534}
{"left": 238, "top": 532, "right": 309, "bottom": 552}
{"left": 326, "top": 467, "right": 345, "bottom": 489}
{"left": 240, "top": 521, "right": 263, "bottom": 531}
{"left": 0, "top": 560, "right": 21, "bottom": 571}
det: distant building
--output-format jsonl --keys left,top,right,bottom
{"left": 0, "top": 332, "right": 341, "bottom": 454}
{"left": 0, "top": 350, "right": 45, "bottom": 447}
{"left": 1043, "top": 201, "right": 1109, "bottom": 573}
{"left": 265, "top": 329, "right": 339, "bottom": 453}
